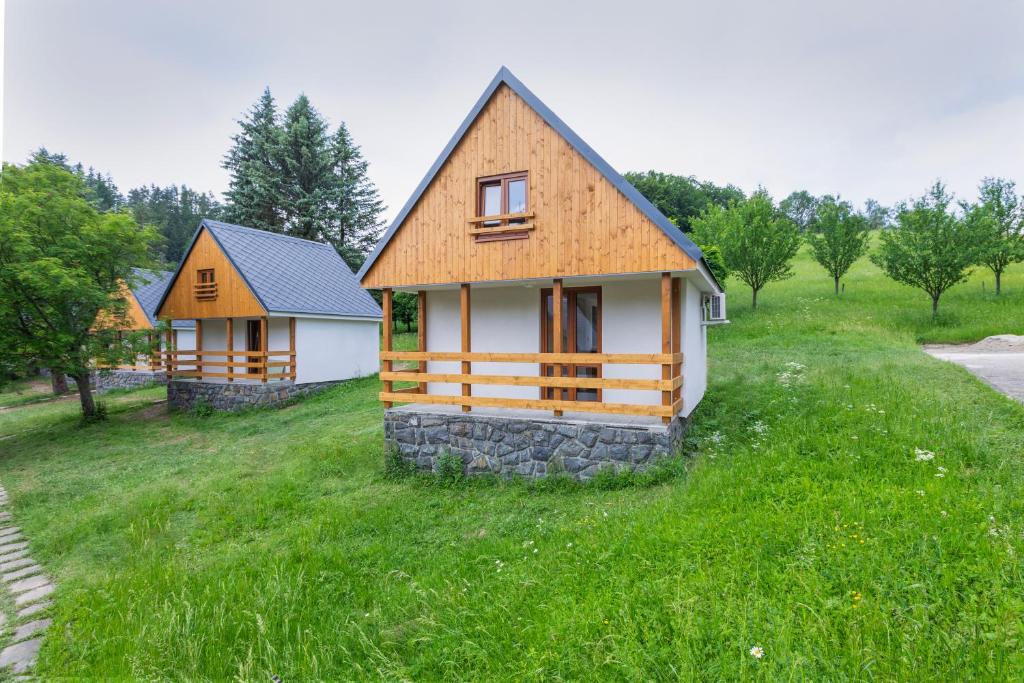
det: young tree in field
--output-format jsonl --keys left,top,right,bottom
{"left": 0, "top": 162, "right": 157, "bottom": 418}
{"left": 863, "top": 198, "right": 892, "bottom": 230}
{"left": 330, "top": 122, "right": 386, "bottom": 270}
{"left": 806, "top": 196, "right": 870, "bottom": 295}
{"left": 222, "top": 88, "right": 285, "bottom": 232}
{"left": 392, "top": 292, "right": 418, "bottom": 332}
{"left": 962, "top": 177, "right": 1024, "bottom": 295}
{"left": 871, "top": 182, "right": 977, "bottom": 320}
{"left": 691, "top": 190, "right": 801, "bottom": 309}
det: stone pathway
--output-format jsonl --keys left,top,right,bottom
{"left": 0, "top": 484, "right": 54, "bottom": 676}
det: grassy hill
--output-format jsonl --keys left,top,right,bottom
{"left": 1, "top": 247, "right": 1023, "bottom": 680}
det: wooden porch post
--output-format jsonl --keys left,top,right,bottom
{"left": 552, "top": 278, "right": 563, "bottom": 417}
{"left": 289, "top": 316, "right": 296, "bottom": 380}
{"left": 195, "top": 319, "right": 203, "bottom": 379}
{"left": 671, "top": 277, "right": 682, "bottom": 409}
{"left": 164, "top": 328, "right": 172, "bottom": 374}
{"left": 260, "top": 316, "right": 268, "bottom": 383}
{"left": 382, "top": 288, "right": 393, "bottom": 408}
{"left": 661, "top": 272, "right": 672, "bottom": 425}
{"left": 461, "top": 283, "right": 471, "bottom": 412}
{"left": 417, "top": 291, "right": 427, "bottom": 394}
{"left": 226, "top": 318, "right": 234, "bottom": 382}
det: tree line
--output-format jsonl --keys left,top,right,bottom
{"left": 637, "top": 173, "right": 1024, "bottom": 317}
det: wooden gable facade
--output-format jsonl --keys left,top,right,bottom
{"left": 157, "top": 227, "right": 266, "bottom": 320}
{"left": 360, "top": 74, "right": 698, "bottom": 290}
{"left": 122, "top": 284, "right": 154, "bottom": 330}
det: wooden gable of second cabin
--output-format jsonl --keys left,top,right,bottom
{"left": 157, "top": 228, "right": 266, "bottom": 320}
{"left": 361, "top": 82, "right": 697, "bottom": 289}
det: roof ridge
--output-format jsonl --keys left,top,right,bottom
{"left": 202, "top": 219, "right": 337, "bottom": 250}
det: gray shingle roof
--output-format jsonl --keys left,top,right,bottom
{"left": 357, "top": 66, "right": 721, "bottom": 292}
{"left": 129, "top": 268, "right": 194, "bottom": 329}
{"left": 161, "top": 220, "right": 382, "bottom": 319}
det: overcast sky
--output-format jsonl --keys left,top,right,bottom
{"left": 4, "top": 0, "right": 1024, "bottom": 222}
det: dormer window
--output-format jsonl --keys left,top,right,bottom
{"left": 470, "top": 172, "right": 534, "bottom": 242}
{"left": 195, "top": 269, "right": 217, "bottom": 300}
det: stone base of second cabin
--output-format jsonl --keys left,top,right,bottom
{"left": 95, "top": 370, "right": 167, "bottom": 393}
{"left": 167, "top": 379, "right": 343, "bottom": 412}
{"left": 384, "top": 405, "right": 689, "bottom": 481}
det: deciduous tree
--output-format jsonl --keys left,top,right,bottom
{"left": 807, "top": 196, "right": 870, "bottom": 295}
{"left": 691, "top": 190, "right": 801, "bottom": 309}
{"left": 962, "top": 177, "right": 1024, "bottom": 295}
{"left": 871, "top": 182, "right": 977, "bottom": 319}
{"left": 0, "top": 162, "right": 157, "bottom": 418}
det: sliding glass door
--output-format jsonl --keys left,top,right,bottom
{"left": 540, "top": 287, "right": 602, "bottom": 402}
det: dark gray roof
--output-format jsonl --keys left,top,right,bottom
{"left": 129, "top": 269, "right": 194, "bottom": 330}
{"left": 357, "top": 66, "right": 719, "bottom": 290}
{"left": 158, "top": 220, "right": 382, "bottom": 319}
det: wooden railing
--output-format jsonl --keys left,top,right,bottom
{"left": 165, "top": 350, "right": 296, "bottom": 382}
{"left": 98, "top": 354, "right": 164, "bottom": 372}
{"left": 467, "top": 212, "right": 536, "bottom": 241}
{"left": 379, "top": 350, "right": 683, "bottom": 419}
{"left": 194, "top": 282, "right": 218, "bottom": 301}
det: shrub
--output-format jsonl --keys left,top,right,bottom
{"left": 434, "top": 451, "right": 465, "bottom": 485}
{"left": 190, "top": 399, "right": 214, "bottom": 418}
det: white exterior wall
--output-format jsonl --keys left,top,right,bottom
{"left": 294, "top": 317, "right": 379, "bottom": 384}
{"left": 189, "top": 316, "right": 379, "bottom": 384}
{"left": 420, "top": 277, "right": 709, "bottom": 417}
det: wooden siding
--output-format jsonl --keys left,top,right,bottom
{"left": 362, "top": 84, "right": 697, "bottom": 288}
{"left": 157, "top": 228, "right": 266, "bottom": 320}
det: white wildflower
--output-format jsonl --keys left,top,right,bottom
{"left": 935, "top": 466, "right": 947, "bottom": 478}
{"left": 750, "top": 645, "right": 765, "bottom": 659}
{"left": 916, "top": 490, "right": 925, "bottom": 496}
{"left": 914, "top": 448, "right": 935, "bottom": 462}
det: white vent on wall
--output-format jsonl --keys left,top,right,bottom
{"left": 702, "top": 293, "right": 728, "bottom": 324}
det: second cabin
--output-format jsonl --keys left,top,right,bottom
{"left": 157, "top": 219, "right": 382, "bottom": 411}
{"left": 359, "top": 67, "right": 727, "bottom": 479}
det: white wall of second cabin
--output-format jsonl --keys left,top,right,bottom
{"left": 294, "top": 317, "right": 379, "bottom": 384}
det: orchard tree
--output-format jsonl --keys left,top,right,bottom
{"left": 807, "top": 196, "right": 870, "bottom": 295}
{"left": 872, "top": 182, "right": 977, "bottom": 319}
{"left": 691, "top": 190, "right": 801, "bottom": 309}
{"left": 392, "top": 292, "right": 418, "bottom": 332}
{"left": 962, "top": 177, "right": 1023, "bottom": 295}
{"left": 0, "top": 162, "right": 157, "bottom": 418}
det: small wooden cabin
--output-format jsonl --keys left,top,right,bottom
{"left": 359, "top": 67, "right": 726, "bottom": 479}
{"left": 94, "top": 269, "right": 196, "bottom": 392}
{"left": 156, "top": 219, "right": 382, "bottom": 411}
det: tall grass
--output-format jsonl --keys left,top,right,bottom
{"left": 0, "top": 248, "right": 1020, "bottom": 679}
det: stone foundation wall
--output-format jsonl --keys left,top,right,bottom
{"left": 94, "top": 370, "right": 166, "bottom": 393}
{"left": 384, "top": 409, "right": 688, "bottom": 480}
{"left": 167, "top": 379, "right": 343, "bottom": 412}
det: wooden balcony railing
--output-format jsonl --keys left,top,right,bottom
{"left": 165, "top": 350, "right": 296, "bottom": 383}
{"left": 97, "top": 354, "right": 164, "bottom": 372}
{"left": 194, "top": 282, "right": 218, "bottom": 300}
{"left": 467, "top": 212, "right": 536, "bottom": 242}
{"left": 378, "top": 350, "right": 683, "bottom": 419}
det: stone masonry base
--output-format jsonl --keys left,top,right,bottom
{"left": 384, "top": 407, "right": 689, "bottom": 480}
{"left": 167, "top": 379, "right": 343, "bottom": 412}
{"left": 94, "top": 370, "right": 166, "bottom": 393}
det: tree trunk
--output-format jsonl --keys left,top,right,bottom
{"left": 931, "top": 295, "right": 940, "bottom": 320}
{"left": 995, "top": 270, "right": 1002, "bottom": 295}
{"left": 834, "top": 276, "right": 840, "bottom": 296}
{"left": 72, "top": 372, "right": 96, "bottom": 418}
{"left": 49, "top": 369, "right": 68, "bottom": 395}
{"left": 751, "top": 288, "right": 758, "bottom": 310}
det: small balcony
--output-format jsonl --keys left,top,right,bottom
{"left": 194, "top": 282, "right": 218, "bottom": 301}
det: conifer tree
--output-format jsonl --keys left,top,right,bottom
{"left": 330, "top": 122, "right": 386, "bottom": 269}
{"left": 277, "top": 95, "right": 338, "bottom": 242}
{"left": 222, "top": 88, "right": 284, "bottom": 232}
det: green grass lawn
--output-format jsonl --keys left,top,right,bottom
{"left": 1, "top": 249, "right": 1023, "bottom": 679}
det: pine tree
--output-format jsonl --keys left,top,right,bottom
{"left": 277, "top": 94, "right": 338, "bottom": 242}
{"left": 330, "top": 122, "right": 386, "bottom": 269}
{"left": 222, "top": 88, "right": 284, "bottom": 232}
